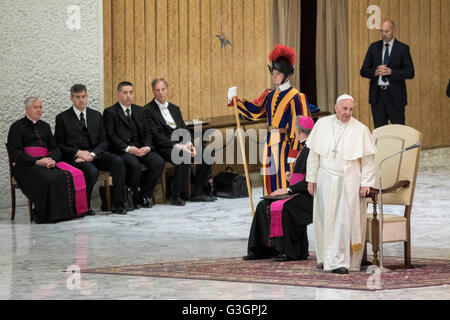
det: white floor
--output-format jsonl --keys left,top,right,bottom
{"left": 0, "top": 148, "right": 449, "bottom": 300}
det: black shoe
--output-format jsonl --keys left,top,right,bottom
{"left": 332, "top": 267, "right": 349, "bottom": 274}
{"left": 190, "top": 193, "right": 216, "bottom": 202}
{"left": 87, "top": 208, "right": 96, "bottom": 216}
{"left": 361, "top": 260, "right": 373, "bottom": 267}
{"left": 112, "top": 206, "right": 127, "bottom": 215}
{"left": 132, "top": 196, "right": 142, "bottom": 210}
{"left": 316, "top": 263, "right": 324, "bottom": 270}
{"left": 273, "top": 254, "right": 294, "bottom": 262}
{"left": 242, "top": 254, "right": 261, "bottom": 261}
{"left": 170, "top": 196, "right": 185, "bottom": 206}
{"left": 140, "top": 196, "right": 153, "bottom": 208}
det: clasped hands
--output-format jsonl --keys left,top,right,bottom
{"left": 35, "top": 157, "right": 56, "bottom": 169}
{"left": 174, "top": 142, "right": 196, "bottom": 157}
{"left": 75, "top": 150, "right": 95, "bottom": 163}
{"left": 127, "top": 146, "right": 151, "bottom": 157}
{"left": 375, "top": 64, "right": 392, "bottom": 77}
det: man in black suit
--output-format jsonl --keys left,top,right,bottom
{"left": 360, "top": 19, "right": 415, "bottom": 128}
{"left": 144, "top": 78, "right": 216, "bottom": 205}
{"left": 55, "top": 84, "right": 127, "bottom": 214}
{"left": 103, "top": 81, "right": 166, "bottom": 208}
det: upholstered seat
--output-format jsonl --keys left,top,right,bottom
{"left": 364, "top": 124, "right": 423, "bottom": 268}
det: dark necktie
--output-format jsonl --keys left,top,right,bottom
{"left": 126, "top": 108, "right": 131, "bottom": 122}
{"left": 80, "top": 112, "right": 87, "bottom": 129}
{"left": 383, "top": 43, "right": 390, "bottom": 65}
{"left": 382, "top": 43, "right": 390, "bottom": 82}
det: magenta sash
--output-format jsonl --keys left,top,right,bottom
{"left": 269, "top": 173, "right": 305, "bottom": 238}
{"left": 24, "top": 147, "right": 49, "bottom": 157}
{"left": 24, "top": 147, "right": 88, "bottom": 216}
{"left": 55, "top": 162, "right": 88, "bottom": 216}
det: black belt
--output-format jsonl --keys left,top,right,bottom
{"left": 379, "top": 85, "right": 389, "bottom": 90}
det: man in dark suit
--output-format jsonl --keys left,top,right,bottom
{"left": 360, "top": 19, "right": 415, "bottom": 128}
{"left": 144, "top": 78, "right": 216, "bottom": 205}
{"left": 103, "top": 81, "right": 166, "bottom": 208}
{"left": 55, "top": 84, "right": 127, "bottom": 214}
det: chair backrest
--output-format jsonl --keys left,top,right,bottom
{"left": 5, "top": 143, "right": 15, "bottom": 184}
{"left": 371, "top": 125, "right": 423, "bottom": 206}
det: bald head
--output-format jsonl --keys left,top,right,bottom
{"left": 380, "top": 19, "right": 395, "bottom": 43}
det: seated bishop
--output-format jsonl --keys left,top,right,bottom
{"left": 7, "top": 97, "right": 89, "bottom": 223}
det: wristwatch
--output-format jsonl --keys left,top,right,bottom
{"left": 287, "top": 187, "right": 292, "bottom": 195}
{"left": 90, "top": 152, "right": 96, "bottom": 158}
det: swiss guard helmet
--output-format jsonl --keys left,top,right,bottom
{"left": 267, "top": 44, "right": 296, "bottom": 83}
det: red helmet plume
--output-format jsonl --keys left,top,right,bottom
{"left": 268, "top": 44, "right": 296, "bottom": 66}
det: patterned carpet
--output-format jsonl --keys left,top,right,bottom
{"left": 82, "top": 255, "right": 450, "bottom": 291}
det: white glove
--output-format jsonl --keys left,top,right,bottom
{"left": 227, "top": 87, "right": 237, "bottom": 104}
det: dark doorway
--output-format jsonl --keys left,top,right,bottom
{"left": 299, "top": 0, "right": 317, "bottom": 106}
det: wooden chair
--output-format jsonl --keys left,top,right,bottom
{"left": 5, "top": 144, "right": 33, "bottom": 222}
{"left": 364, "top": 124, "right": 423, "bottom": 269}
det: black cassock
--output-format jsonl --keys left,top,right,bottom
{"left": 7, "top": 117, "right": 78, "bottom": 223}
{"left": 246, "top": 141, "right": 313, "bottom": 260}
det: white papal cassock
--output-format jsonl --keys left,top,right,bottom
{"left": 306, "top": 115, "right": 376, "bottom": 271}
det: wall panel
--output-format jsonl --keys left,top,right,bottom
{"left": 104, "top": 0, "right": 270, "bottom": 118}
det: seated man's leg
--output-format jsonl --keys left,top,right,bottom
{"left": 121, "top": 152, "right": 142, "bottom": 206}
{"left": 71, "top": 161, "right": 99, "bottom": 209}
{"left": 191, "top": 157, "right": 215, "bottom": 202}
{"left": 94, "top": 152, "right": 127, "bottom": 210}
{"left": 157, "top": 147, "right": 189, "bottom": 205}
{"left": 138, "top": 151, "right": 165, "bottom": 204}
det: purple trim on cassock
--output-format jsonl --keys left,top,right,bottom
{"left": 56, "top": 162, "right": 88, "bottom": 216}
{"left": 269, "top": 173, "right": 305, "bottom": 238}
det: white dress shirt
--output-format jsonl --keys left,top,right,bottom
{"left": 118, "top": 102, "right": 150, "bottom": 153}
{"left": 155, "top": 99, "right": 177, "bottom": 129}
{"left": 378, "top": 38, "right": 395, "bottom": 86}
{"left": 72, "top": 106, "right": 87, "bottom": 126}
{"left": 119, "top": 102, "right": 131, "bottom": 117}
{"left": 72, "top": 106, "right": 96, "bottom": 157}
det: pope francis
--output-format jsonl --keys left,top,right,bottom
{"left": 306, "top": 94, "right": 377, "bottom": 274}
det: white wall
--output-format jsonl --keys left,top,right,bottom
{"left": 0, "top": 0, "right": 103, "bottom": 209}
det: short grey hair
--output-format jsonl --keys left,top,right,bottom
{"left": 24, "top": 96, "right": 41, "bottom": 107}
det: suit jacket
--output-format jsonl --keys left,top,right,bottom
{"left": 144, "top": 99, "right": 190, "bottom": 149}
{"left": 55, "top": 107, "right": 108, "bottom": 160}
{"left": 360, "top": 39, "right": 415, "bottom": 107}
{"left": 103, "top": 102, "right": 154, "bottom": 154}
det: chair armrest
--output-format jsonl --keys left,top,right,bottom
{"left": 365, "top": 180, "right": 410, "bottom": 201}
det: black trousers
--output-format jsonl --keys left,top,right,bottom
{"left": 71, "top": 151, "right": 126, "bottom": 209}
{"left": 371, "top": 88, "right": 406, "bottom": 128}
{"left": 157, "top": 146, "right": 211, "bottom": 199}
{"left": 120, "top": 151, "right": 165, "bottom": 201}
